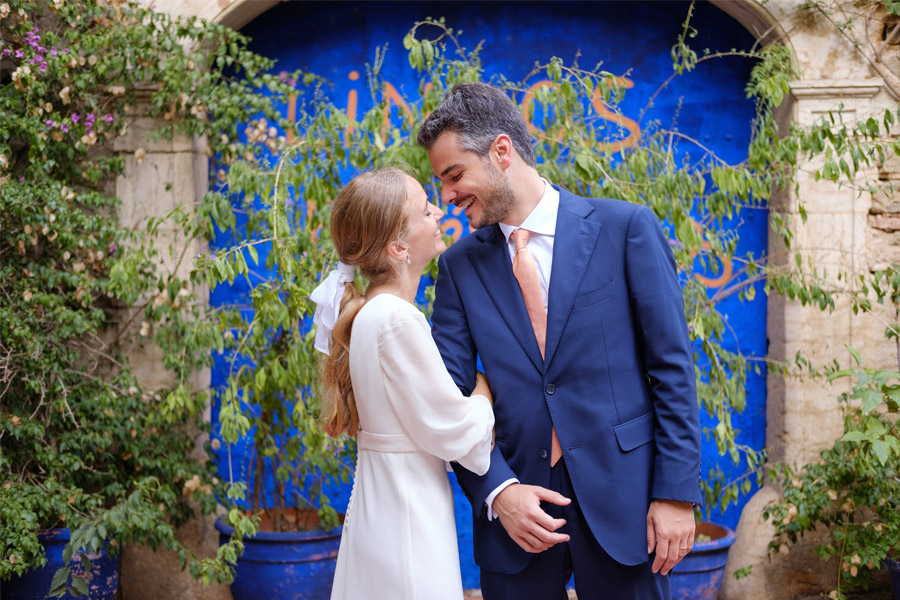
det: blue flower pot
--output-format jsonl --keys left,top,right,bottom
{"left": 670, "top": 521, "right": 736, "bottom": 600}
{"left": 1, "top": 529, "right": 118, "bottom": 600}
{"left": 886, "top": 556, "right": 900, "bottom": 600}
{"left": 215, "top": 515, "right": 342, "bottom": 600}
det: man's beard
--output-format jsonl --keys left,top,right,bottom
{"left": 470, "top": 163, "right": 516, "bottom": 229}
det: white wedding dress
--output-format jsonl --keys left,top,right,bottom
{"left": 330, "top": 293, "right": 494, "bottom": 600}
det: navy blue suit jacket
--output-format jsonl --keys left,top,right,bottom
{"left": 431, "top": 188, "right": 702, "bottom": 574}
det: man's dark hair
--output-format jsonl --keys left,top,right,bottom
{"left": 417, "top": 82, "right": 536, "bottom": 168}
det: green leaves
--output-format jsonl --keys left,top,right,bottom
{"left": 1, "top": 0, "right": 224, "bottom": 582}
{"left": 768, "top": 346, "right": 900, "bottom": 591}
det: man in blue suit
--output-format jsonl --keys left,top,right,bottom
{"left": 418, "top": 83, "right": 702, "bottom": 599}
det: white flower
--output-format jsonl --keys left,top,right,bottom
{"left": 59, "top": 86, "right": 71, "bottom": 105}
{"left": 0, "top": 3, "right": 10, "bottom": 19}
{"left": 135, "top": 147, "right": 146, "bottom": 164}
{"left": 11, "top": 66, "right": 31, "bottom": 92}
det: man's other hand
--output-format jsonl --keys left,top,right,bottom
{"left": 646, "top": 499, "right": 696, "bottom": 575}
{"left": 494, "top": 483, "right": 571, "bottom": 553}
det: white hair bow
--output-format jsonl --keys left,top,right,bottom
{"left": 310, "top": 262, "right": 356, "bottom": 355}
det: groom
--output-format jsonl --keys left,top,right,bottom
{"left": 420, "top": 82, "right": 702, "bottom": 599}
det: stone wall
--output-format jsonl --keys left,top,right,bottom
{"left": 720, "top": 2, "right": 900, "bottom": 599}
{"left": 112, "top": 108, "right": 229, "bottom": 599}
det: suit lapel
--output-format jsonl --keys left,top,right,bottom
{"left": 468, "top": 225, "right": 545, "bottom": 372}
{"left": 544, "top": 190, "right": 602, "bottom": 367}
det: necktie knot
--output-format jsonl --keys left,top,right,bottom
{"left": 512, "top": 228, "right": 531, "bottom": 251}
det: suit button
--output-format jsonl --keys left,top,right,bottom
{"left": 545, "top": 384, "right": 556, "bottom": 395}
{"left": 540, "top": 449, "right": 549, "bottom": 460}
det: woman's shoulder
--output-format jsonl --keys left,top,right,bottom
{"left": 357, "top": 294, "right": 426, "bottom": 328}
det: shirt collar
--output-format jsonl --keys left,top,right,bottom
{"left": 499, "top": 179, "right": 560, "bottom": 243}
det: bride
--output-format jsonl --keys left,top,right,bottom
{"left": 312, "top": 168, "right": 494, "bottom": 600}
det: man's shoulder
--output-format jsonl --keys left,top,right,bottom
{"left": 559, "top": 189, "right": 649, "bottom": 223}
{"left": 443, "top": 226, "right": 491, "bottom": 263}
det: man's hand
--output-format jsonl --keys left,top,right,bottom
{"left": 493, "top": 483, "right": 571, "bottom": 553}
{"left": 646, "top": 499, "right": 696, "bottom": 575}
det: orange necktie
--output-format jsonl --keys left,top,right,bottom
{"left": 510, "top": 228, "right": 562, "bottom": 466}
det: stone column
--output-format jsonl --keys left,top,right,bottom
{"left": 112, "top": 115, "right": 230, "bottom": 600}
{"left": 722, "top": 77, "right": 886, "bottom": 599}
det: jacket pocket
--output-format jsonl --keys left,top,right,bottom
{"left": 571, "top": 280, "right": 616, "bottom": 310}
{"left": 613, "top": 411, "right": 655, "bottom": 452}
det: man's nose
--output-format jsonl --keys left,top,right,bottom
{"left": 440, "top": 184, "right": 455, "bottom": 205}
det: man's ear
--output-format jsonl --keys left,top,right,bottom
{"left": 491, "top": 134, "right": 514, "bottom": 170}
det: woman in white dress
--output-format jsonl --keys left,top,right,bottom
{"left": 311, "top": 168, "right": 495, "bottom": 600}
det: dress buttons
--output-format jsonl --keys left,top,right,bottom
{"left": 545, "top": 384, "right": 556, "bottom": 395}
{"left": 540, "top": 449, "right": 549, "bottom": 460}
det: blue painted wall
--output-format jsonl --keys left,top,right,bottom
{"left": 212, "top": 1, "right": 767, "bottom": 589}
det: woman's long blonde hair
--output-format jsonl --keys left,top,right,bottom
{"left": 320, "top": 168, "right": 410, "bottom": 436}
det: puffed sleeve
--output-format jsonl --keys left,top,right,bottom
{"left": 377, "top": 307, "right": 494, "bottom": 475}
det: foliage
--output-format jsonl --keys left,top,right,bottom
{"left": 0, "top": 0, "right": 312, "bottom": 590}
{"left": 766, "top": 345, "right": 900, "bottom": 598}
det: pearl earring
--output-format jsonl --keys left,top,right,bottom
{"left": 406, "top": 255, "right": 411, "bottom": 265}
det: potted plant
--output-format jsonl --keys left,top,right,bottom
{"left": 670, "top": 519, "right": 737, "bottom": 600}
{"left": 766, "top": 344, "right": 900, "bottom": 600}
{"left": 198, "top": 139, "right": 358, "bottom": 599}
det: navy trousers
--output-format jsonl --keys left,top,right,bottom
{"left": 480, "top": 459, "right": 670, "bottom": 600}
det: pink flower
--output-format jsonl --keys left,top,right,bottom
{"left": 51, "top": 49, "right": 58, "bottom": 57}
{"left": 86, "top": 113, "right": 96, "bottom": 122}
{"left": 104, "top": 113, "right": 113, "bottom": 123}
{"left": 45, "top": 119, "right": 55, "bottom": 127}
{"left": 2, "top": 49, "right": 10, "bottom": 57}
{"left": 14, "top": 49, "right": 24, "bottom": 58}
{"left": 72, "top": 114, "right": 79, "bottom": 123}
{"left": 60, "top": 123, "right": 68, "bottom": 133}
{"left": 108, "top": 243, "right": 117, "bottom": 255}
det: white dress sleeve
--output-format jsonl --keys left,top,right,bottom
{"left": 377, "top": 307, "right": 494, "bottom": 475}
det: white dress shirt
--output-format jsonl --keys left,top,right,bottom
{"left": 485, "top": 179, "right": 560, "bottom": 519}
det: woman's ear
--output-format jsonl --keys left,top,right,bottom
{"left": 386, "top": 240, "right": 408, "bottom": 263}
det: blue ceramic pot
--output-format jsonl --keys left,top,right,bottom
{"left": 1, "top": 529, "right": 118, "bottom": 600}
{"left": 885, "top": 556, "right": 900, "bottom": 600}
{"left": 670, "top": 521, "right": 737, "bottom": 600}
{"left": 215, "top": 515, "right": 342, "bottom": 600}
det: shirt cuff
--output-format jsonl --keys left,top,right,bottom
{"left": 485, "top": 478, "right": 519, "bottom": 521}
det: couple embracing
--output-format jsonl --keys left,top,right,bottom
{"left": 311, "top": 82, "right": 702, "bottom": 600}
